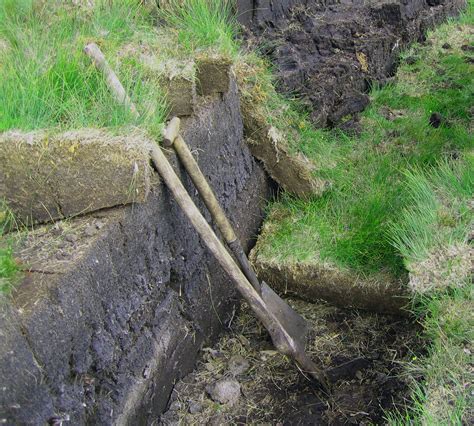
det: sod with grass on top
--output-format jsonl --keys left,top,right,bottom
{"left": 250, "top": 16, "right": 473, "bottom": 313}
{"left": 0, "top": 0, "right": 170, "bottom": 295}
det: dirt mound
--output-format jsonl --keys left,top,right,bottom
{"left": 241, "top": 0, "right": 466, "bottom": 127}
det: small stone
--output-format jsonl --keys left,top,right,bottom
{"left": 55, "top": 251, "right": 68, "bottom": 260}
{"left": 65, "top": 234, "right": 77, "bottom": 243}
{"left": 84, "top": 224, "right": 97, "bottom": 237}
{"left": 237, "top": 335, "right": 250, "bottom": 347}
{"left": 168, "top": 400, "right": 182, "bottom": 411}
{"left": 208, "top": 414, "right": 226, "bottom": 426}
{"left": 206, "top": 379, "right": 241, "bottom": 406}
{"left": 228, "top": 355, "right": 250, "bottom": 376}
{"left": 95, "top": 220, "right": 105, "bottom": 229}
{"left": 50, "top": 225, "right": 63, "bottom": 236}
{"left": 188, "top": 400, "right": 203, "bottom": 414}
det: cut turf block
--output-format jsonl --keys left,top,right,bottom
{"left": 249, "top": 221, "right": 408, "bottom": 314}
{"left": 0, "top": 129, "right": 154, "bottom": 224}
{"left": 196, "top": 54, "right": 232, "bottom": 96}
{"left": 157, "top": 61, "right": 196, "bottom": 117}
{"left": 143, "top": 57, "right": 196, "bottom": 117}
{"left": 243, "top": 118, "right": 328, "bottom": 198}
{"left": 236, "top": 62, "right": 329, "bottom": 199}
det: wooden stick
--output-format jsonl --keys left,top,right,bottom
{"left": 149, "top": 144, "right": 292, "bottom": 341}
{"left": 84, "top": 42, "right": 140, "bottom": 119}
{"left": 84, "top": 44, "right": 327, "bottom": 386}
{"left": 149, "top": 144, "right": 326, "bottom": 385}
{"left": 162, "top": 116, "right": 181, "bottom": 147}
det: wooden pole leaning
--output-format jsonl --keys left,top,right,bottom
{"left": 84, "top": 43, "right": 140, "bottom": 120}
{"left": 163, "top": 117, "right": 262, "bottom": 293}
{"left": 148, "top": 145, "right": 327, "bottom": 386}
{"left": 84, "top": 43, "right": 327, "bottom": 388}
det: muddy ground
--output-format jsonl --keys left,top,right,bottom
{"left": 159, "top": 299, "right": 421, "bottom": 425}
{"left": 242, "top": 0, "right": 465, "bottom": 127}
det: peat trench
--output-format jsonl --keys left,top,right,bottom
{"left": 158, "top": 1, "right": 465, "bottom": 424}
{"left": 0, "top": 1, "right": 465, "bottom": 424}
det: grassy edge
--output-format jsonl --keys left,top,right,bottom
{"left": 386, "top": 285, "right": 473, "bottom": 425}
{"left": 384, "top": 156, "right": 473, "bottom": 425}
{"left": 0, "top": 202, "right": 20, "bottom": 294}
{"left": 385, "top": 5, "right": 473, "bottom": 420}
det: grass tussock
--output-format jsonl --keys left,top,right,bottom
{"left": 390, "top": 158, "right": 473, "bottom": 293}
{"left": 387, "top": 286, "right": 473, "bottom": 425}
{"left": 155, "top": 0, "right": 238, "bottom": 56}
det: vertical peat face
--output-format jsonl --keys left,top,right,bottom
{"left": 0, "top": 80, "right": 271, "bottom": 425}
{"left": 237, "top": 0, "right": 466, "bottom": 127}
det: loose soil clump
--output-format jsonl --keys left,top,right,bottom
{"left": 159, "top": 300, "right": 421, "bottom": 425}
{"left": 242, "top": 0, "right": 466, "bottom": 127}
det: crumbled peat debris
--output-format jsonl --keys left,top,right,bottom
{"left": 159, "top": 300, "right": 421, "bottom": 425}
{"left": 243, "top": 0, "right": 465, "bottom": 127}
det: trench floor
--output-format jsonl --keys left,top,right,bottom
{"left": 158, "top": 299, "right": 421, "bottom": 425}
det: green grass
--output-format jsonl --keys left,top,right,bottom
{"left": 0, "top": 246, "right": 17, "bottom": 294}
{"left": 0, "top": 0, "right": 169, "bottom": 134}
{"left": 390, "top": 157, "right": 473, "bottom": 266}
{"left": 0, "top": 0, "right": 245, "bottom": 135}
{"left": 155, "top": 0, "right": 238, "bottom": 56}
{"left": 387, "top": 286, "right": 473, "bottom": 425}
{"left": 256, "top": 15, "right": 474, "bottom": 276}
{"left": 385, "top": 156, "right": 472, "bottom": 424}
{"left": 0, "top": 204, "right": 19, "bottom": 294}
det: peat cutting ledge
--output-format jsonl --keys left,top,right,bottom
{"left": 1, "top": 1, "right": 467, "bottom": 425}
{"left": 0, "top": 80, "right": 271, "bottom": 425}
{"left": 238, "top": 0, "right": 466, "bottom": 127}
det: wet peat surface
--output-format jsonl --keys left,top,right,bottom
{"left": 159, "top": 299, "right": 422, "bottom": 425}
